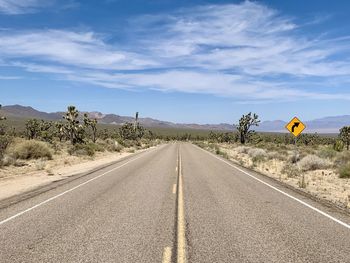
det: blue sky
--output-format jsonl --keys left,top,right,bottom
{"left": 1, "top": 0, "right": 350, "bottom": 124}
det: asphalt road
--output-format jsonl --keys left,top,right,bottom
{"left": 0, "top": 143, "right": 349, "bottom": 262}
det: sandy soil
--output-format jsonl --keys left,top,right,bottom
{"left": 211, "top": 143, "right": 350, "bottom": 210}
{"left": 0, "top": 149, "right": 150, "bottom": 201}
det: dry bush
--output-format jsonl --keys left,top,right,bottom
{"left": 127, "top": 147, "right": 135, "bottom": 153}
{"left": 8, "top": 140, "right": 52, "bottom": 160}
{"left": 0, "top": 135, "right": 12, "bottom": 166}
{"left": 1, "top": 154, "right": 17, "bottom": 166}
{"left": 267, "top": 151, "right": 287, "bottom": 161}
{"left": 288, "top": 151, "right": 300, "bottom": 164}
{"left": 68, "top": 143, "right": 96, "bottom": 157}
{"left": 35, "top": 158, "right": 47, "bottom": 170}
{"left": 317, "top": 147, "right": 337, "bottom": 160}
{"left": 248, "top": 148, "right": 267, "bottom": 159}
{"left": 338, "top": 163, "right": 350, "bottom": 178}
{"left": 298, "top": 155, "right": 330, "bottom": 171}
{"left": 281, "top": 163, "right": 300, "bottom": 178}
{"left": 235, "top": 146, "right": 250, "bottom": 154}
{"left": 247, "top": 148, "right": 267, "bottom": 164}
{"left": 334, "top": 151, "right": 350, "bottom": 167}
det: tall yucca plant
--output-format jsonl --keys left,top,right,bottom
{"left": 134, "top": 112, "right": 139, "bottom": 131}
{"left": 84, "top": 113, "right": 98, "bottom": 143}
{"left": 237, "top": 112, "right": 260, "bottom": 144}
{"left": 340, "top": 126, "right": 350, "bottom": 150}
{"left": 63, "top": 106, "right": 84, "bottom": 144}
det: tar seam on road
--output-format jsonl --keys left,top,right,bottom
{"left": 176, "top": 147, "right": 187, "bottom": 263}
{"left": 0, "top": 146, "right": 160, "bottom": 227}
{"left": 197, "top": 145, "right": 350, "bottom": 230}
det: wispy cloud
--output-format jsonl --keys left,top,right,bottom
{"left": 1, "top": 1, "right": 350, "bottom": 102}
{"left": 0, "top": 30, "right": 157, "bottom": 69}
{"left": 0, "top": 75, "right": 21, "bottom": 79}
{"left": 0, "top": 0, "right": 52, "bottom": 14}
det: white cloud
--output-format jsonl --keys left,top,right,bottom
{"left": 0, "top": 0, "right": 52, "bottom": 14}
{"left": 0, "top": 30, "right": 157, "bottom": 69}
{"left": 2, "top": 1, "right": 350, "bottom": 102}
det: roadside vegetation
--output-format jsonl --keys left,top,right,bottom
{"left": 0, "top": 105, "right": 161, "bottom": 178}
{"left": 194, "top": 112, "right": 350, "bottom": 210}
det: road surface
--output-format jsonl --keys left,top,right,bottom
{"left": 0, "top": 143, "right": 349, "bottom": 262}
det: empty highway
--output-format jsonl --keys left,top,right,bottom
{"left": 0, "top": 143, "right": 349, "bottom": 262}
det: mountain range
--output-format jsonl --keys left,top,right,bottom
{"left": 0, "top": 105, "right": 235, "bottom": 131}
{"left": 1, "top": 105, "right": 349, "bottom": 133}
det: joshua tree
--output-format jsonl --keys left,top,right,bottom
{"left": 119, "top": 122, "right": 145, "bottom": 141}
{"left": 63, "top": 106, "right": 84, "bottom": 144}
{"left": 39, "top": 120, "right": 55, "bottom": 142}
{"left": 340, "top": 126, "right": 350, "bottom": 150}
{"left": 25, "top": 119, "right": 41, "bottom": 140}
{"left": 84, "top": 113, "right": 98, "bottom": 143}
{"left": 55, "top": 121, "right": 66, "bottom": 142}
{"left": 135, "top": 122, "right": 145, "bottom": 139}
{"left": 119, "top": 122, "right": 135, "bottom": 140}
{"left": 237, "top": 112, "right": 260, "bottom": 144}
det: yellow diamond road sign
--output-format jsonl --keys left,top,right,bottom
{"left": 286, "top": 117, "right": 306, "bottom": 137}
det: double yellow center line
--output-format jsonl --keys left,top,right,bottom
{"left": 177, "top": 149, "right": 187, "bottom": 263}
{"left": 162, "top": 146, "right": 187, "bottom": 263}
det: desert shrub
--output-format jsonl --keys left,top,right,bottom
{"left": 288, "top": 151, "right": 300, "bottom": 164}
{"left": 114, "top": 144, "right": 123, "bottom": 152}
{"left": 338, "top": 163, "right": 350, "bottom": 178}
{"left": 68, "top": 143, "right": 96, "bottom": 156}
{"left": 127, "top": 148, "right": 135, "bottom": 153}
{"left": 248, "top": 148, "right": 267, "bottom": 158}
{"left": 235, "top": 146, "right": 250, "bottom": 154}
{"left": 119, "top": 139, "right": 136, "bottom": 148}
{"left": 317, "top": 147, "right": 337, "bottom": 159}
{"left": 333, "top": 140, "right": 344, "bottom": 152}
{"left": 208, "top": 143, "right": 219, "bottom": 151}
{"left": 334, "top": 151, "right": 350, "bottom": 167}
{"left": 1, "top": 154, "right": 17, "bottom": 166}
{"left": 298, "top": 155, "right": 330, "bottom": 171}
{"left": 8, "top": 140, "right": 52, "bottom": 160}
{"left": 248, "top": 148, "right": 267, "bottom": 164}
{"left": 281, "top": 163, "right": 300, "bottom": 178}
{"left": 267, "top": 151, "right": 287, "bottom": 161}
{"left": 273, "top": 148, "right": 289, "bottom": 159}
{"left": 215, "top": 148, "right": 229, "bottom": 159}
{"left": 0, "top": 135, "right": 12, "bottom": 165}
{"left": 92, "top": 143, "right": 105, "bottom": 152}
{"left": 298, "top": 175, "right": 307, "bottom": 188}
{"left": 104, "top": 139, "right": 123, "bottom": 152}
{"left": 35, "top": 158, "right": 47, "bottom": 170}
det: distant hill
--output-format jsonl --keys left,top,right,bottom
{"left": 0, "top": 105, "right": 235, "bottom": 131}
{"left": 1, "top": 105, "right": 349, "bottom": 133}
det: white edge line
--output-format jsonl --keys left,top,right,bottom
{"left": 0, "top": 146, "right": 160, "bottom": 226}
{"left": 196, "top": 145, "right": 350, "bottom": 230}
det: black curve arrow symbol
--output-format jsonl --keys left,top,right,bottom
{"left": 291, "top": 122, "right": 300, "bottom": 133}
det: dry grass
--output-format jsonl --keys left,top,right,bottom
{"left": 298, "top": 155, "right": 331, "bottom": 171}
{"left": 338, "top": 163, "right": 350, "bottom": 178}
{"left": 206, "top": 142, "right": 350, "bottom": 209}
{"left": 7, "top": 139, "right": 52, "bottom": 160}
